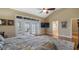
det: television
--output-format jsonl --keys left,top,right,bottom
{"left": 41, "top": 23, "right": 49, "bottom": 28}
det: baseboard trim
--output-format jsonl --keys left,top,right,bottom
{"left": 46, "top": 34, "right": 72, "bottom": 41}
{"left": 59, "top": 35, "right": 72, "bottom": 38}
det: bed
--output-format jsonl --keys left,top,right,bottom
{"left": 0, "top": 35, "right": 74, "bottom": 50}
{"left": 0, "top": 35, "right": 57, "bottom": 50}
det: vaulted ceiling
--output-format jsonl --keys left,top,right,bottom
{"left": 12, "top": 8, "right": 60, "bottom": 18}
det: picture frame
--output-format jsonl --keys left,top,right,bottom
{"left": 0, "top": 19, "right": 6, "bottom": 25}
{"left": 8, "top": 20, "right": 14, "bottom": 25}
{"left": 61, "top": 21, "right": 67, "bottom": 28}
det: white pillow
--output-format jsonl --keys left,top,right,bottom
{"left": 0, "top": 35, "right": 5, "bottom": 42}
{"left": 0, "top": 35, "right": 5, "bottom": 49}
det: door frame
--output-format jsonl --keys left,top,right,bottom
{"left": 72, "top": 18, "right": 79, "bottom": 49}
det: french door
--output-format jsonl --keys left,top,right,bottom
{"left": 15, "top": 18, "right": 40, "bottom": 36}
{"left": 31, "top": 23, "right": 36, "bottom": 34}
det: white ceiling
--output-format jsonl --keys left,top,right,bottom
{"left": 12, "top": 8, "right": 60, "bottom": 18}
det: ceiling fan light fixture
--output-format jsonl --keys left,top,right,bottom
{"left": 42, "top": 8, "right": 49, "bottom": 13}
{"left": 43, "top": 9, "right": 47, "bottom": 13}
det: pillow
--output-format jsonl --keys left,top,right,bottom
{"left": 0, "top": 35, "right": 5, "bottom": 42}
{"left": 0, "top": 44, "right": 3, "bottom": 49}
{"left": 0, "top": 35, "right": 5, "bottom": 49}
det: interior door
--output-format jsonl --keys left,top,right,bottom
{"left": 77, "top": 21, "right": 79, "bottom": 48}
{"left": 52, "top": 21, "right": 59, "bottom": 38}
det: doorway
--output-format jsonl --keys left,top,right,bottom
{"left": 52, "top": 21, "right": 59, "bottom": 38}
{"left": 77, "top": 20, "right": 79, "bottom": 48}
{"left": 72, "top": 19, "right": 79, "bottom": 49}
{"left": 15, "top": 18, "right": 40, "bottom": 36}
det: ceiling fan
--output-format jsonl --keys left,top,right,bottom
{"left": 39, "top": 8, "right": 55, "bottom": 14}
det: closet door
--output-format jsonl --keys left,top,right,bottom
{"left": 52, "top": 21, "right": 59, "bottom": 37}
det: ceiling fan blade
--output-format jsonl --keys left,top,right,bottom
{"left": 47, "top": 8, "right": 55, "bottom": 10}
{"left": 42, "top": 8, "right": 55, "bottom": 10}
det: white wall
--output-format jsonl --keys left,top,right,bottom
{"left": 58, "top": 20, "right": 72, "bottom": 38}
{"left": 46, "top": 8, "right": 79, "bottom": 38}
{"left": 0, "top": 26, "right": 16, "bottom": 38}
{"left": 47, "top": 19, "right": 72, "bottom": 38}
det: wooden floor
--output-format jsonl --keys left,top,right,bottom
{"left": 72, "top": 33, "right": 78, "bottom": 50}
{"left": 48, "top": 34, "right": 78, "bottom": 50}
{"left": 58, "top": 36, "right": 78, "bottom": 50}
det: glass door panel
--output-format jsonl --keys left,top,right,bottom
{"left": 31, "top": 23, "right": 36, "bottom": 35}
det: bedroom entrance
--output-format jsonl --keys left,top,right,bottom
{"left": 77, "top": 20, "right": 79, "bottom": 49}
{"left": 23, "top": 22, "right": 38, "bottom": 35}
{"left": 72, "top": 18, "right": 79, "bottom": 49}
{"left": 52, "top": 21, "right": 59, "bottom": 38}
